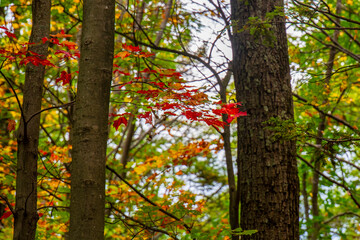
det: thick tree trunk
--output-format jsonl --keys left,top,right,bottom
{"left": 230, "top": 0, "right": 299, "bottom": 239}
{"left": 69, "top": 0, "right": 115, "bottom": 239}
{"left": 13, "top": 1, "right": 51, "bottom": 239}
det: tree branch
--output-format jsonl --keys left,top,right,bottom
{"left": 105, "top": 165, "right": 193, "bottom": 234}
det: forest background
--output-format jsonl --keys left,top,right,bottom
{"left": 0, "top": 0, "right": 360, "bottom": 239}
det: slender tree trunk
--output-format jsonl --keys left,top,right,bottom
{"left": 302, "top": 172, "right": 310, "bottom": 227}
{"left": 13, "top": 1, "right": 51, "bottom": 239}
{"left": 69, "top": 0, "right": 115, "bottom": 239}
{"left": 310, "top": 1, "right": 341, "bottom": 239}
{"left": 230, "top": 0, "right": 299, "bottom": 239}
{"left": 219, "top": 66, "right": 240, "bottom": 240}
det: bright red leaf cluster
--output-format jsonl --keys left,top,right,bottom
{"left": 56, "top": 71, "right": 72, "bottom": 85}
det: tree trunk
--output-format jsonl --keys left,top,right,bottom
{"left": 310, "top": 2, "right": 341, "bottom": 239}
{"left": 69, "top": 0, "right": 115, "bottom": 239}
{"left": 219, "top": 65, "right": 240, "bottom": 240}
{"left": 230, "top": 0, "right": 299, "bottom": 239}
{"left": 13, "top": 1, "right": 51, "bottom": 239}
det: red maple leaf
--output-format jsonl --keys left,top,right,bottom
{"left": 212, "top": 102, "right": 246, "bottom": 123}
{"left": 0, "top": 211, "right": 12, "bottom": 220}
{"left": 5, "top": 31, "right": 17, "bottom": 39}
{"left": 156, "top": 102, "right": 179, "bottom": 111}
{"left": 138, "top": 52, "right": 155, "bottom": 58}
{"left": 138, "top": 111, "right": 152, "bottom": 124}
{"left": 1, "top": 26, "right": 17, "bottom": 39}
{"left": 56, "top": 71, "right": 72, "bottom": 85}
{"left": 55, "top": 50, "right": 72, "bottom": 58}
{"left": 136, "top": 90, "right": 160, "bottom": 99}
{"left": 19, "top": 55, "right": 55, "bottom": 67}
{"left": 113, "top": 117, "right": 128, "bottom": 130}
{"left": 184, "top": 111, "right": 202, "bottom": 120}
{"left": 202, "top": 118, "right": 225, "bottom": 131}
{"left": 49, "top": 37, "right": 60, "bottom": 45}
{"left": 140, "top": 68, "right": 158, "bottom": 74}
{"left": 122, "top": 43, "right": 141, "bottom": 52}
{"left": 41, "top": 37, "right": 48, "bottom": 44}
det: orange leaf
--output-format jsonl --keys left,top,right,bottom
{"left": 115, "top": 51, "right": 131, "bottom": 59}
{"left": 175, "top": 170, "right": 183, "bottom": 175}
{"left": 62, "top": 40, "right": 77, "bottom": 50}
{"left": 50, "top": 30, "right": 72, "bottom": 38}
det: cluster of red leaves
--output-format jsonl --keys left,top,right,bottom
{"left": 1, "top": 28, "right": 246, "bottom": 131}
{"left": 0, "top": 27, "right": 79, "bottom": 71}
{"left": 110, "top": 113, "right": 133, "bottom": 130}
{"left": 43, "top": 30, "right": 80, "bottom": 60}
{"left": 213, "top": 102, "right": 247, "bottom": 123}
{"left": 1, "top": 44, "right": 54, "bottom": 67}
{"left": 112, "top": 83, "right": 245, "bottom": 131}
{"left": 56, "top": 71, "right": 72, "bottom": 85}
{"left": 110, "top": 44, "right": 247, "bottom": 130}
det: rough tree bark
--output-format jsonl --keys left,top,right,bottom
{"left": 230, "top": 0, "right": 299, "bottom": 239}
{"left": 69, "top": 0, "right": 115, "bottom": 239}
{"left": 13, "top": 1, "right": 51, "bottom": 239}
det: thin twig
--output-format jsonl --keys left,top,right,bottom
{"left": 0, "top": 195, "right": 15, "bottom": 215}
{"left": 297, "top": 154, "right": 360, "bottom": 208}
{"left": 26, "top": 100, "right": 75, "bottom": 124}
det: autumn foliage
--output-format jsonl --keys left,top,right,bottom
{"left": 0, "top": 10, "right": 244, "bottom": 238}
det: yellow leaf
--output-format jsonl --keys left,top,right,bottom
{"left": 10, "top": 5, "right": 17, "bottom": 12}
{"left": 12, "top": 23, "right": 20, "bottom": 29}
{"left": 134, "top": 164, "right": 148, "bottom": 175}
{"left": 53, "top": 5, "right": 63, "bottom": 14}
{"left": 69, "top": 5, "right": 77, "bottom": 14}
